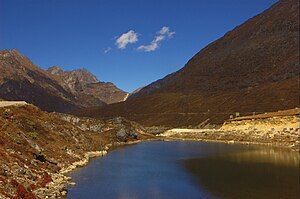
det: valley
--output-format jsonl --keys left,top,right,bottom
{"left": 0, "top": 0, "right": 299, "bottom": 198}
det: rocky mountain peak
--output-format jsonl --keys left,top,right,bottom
{"left": 48, "top": 67, "right": 99, "bottom": 86}
{"left": 0, "top": 49, "right": 11, "bottom": 58}
{"left": 69, "top": 68, "right": 99, "bottom": 85}
{"left": 0, "top": 49, "right": 30, "bottom": 65}
{"left": 47, "top": 66, "right": 64, "bottom": 75}
{"left": 46, "top": 65, "right": 128, "bottom": 104}
{"left": 47, "top": 67, "right": 100, "bottom": 93}
{"left": 0, "top": 49, "right": 23, "bottom": 58}
{"left": 11, "top": 49, "right": 25, "bottom": 58}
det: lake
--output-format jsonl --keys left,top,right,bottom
{"left": 67, "top": 141, "right": 299, "bottom": 199}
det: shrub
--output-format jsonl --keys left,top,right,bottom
{"left": 27, "top": 131, "right": 38, "bottom": 140}
{"left": 26, "top": 119, "right": 36, "bottom": 130}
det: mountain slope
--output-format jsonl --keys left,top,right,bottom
{"left": 75, "top": 0, "right": 299, "bottom": 127}
{"left": 0, "top": 49, "right": 81, "bottom": 112}
{"left": 0, "top": 49, "right": 127, "bottom": 112}
{"left": 47, "top": 66, "right": 128, "bottom": 104}
{"left": 130, "top": 0, "right": 298, "bottom": 97}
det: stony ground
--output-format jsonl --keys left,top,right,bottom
{"left": 0, "top": 103, "right": 154, "bottom": 199}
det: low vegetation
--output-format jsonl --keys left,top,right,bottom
{"left": 0, "top": 104, "right": 154, "bottom": 198}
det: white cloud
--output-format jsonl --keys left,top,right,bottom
{"left": 137, "top": 43, "right": 158, "bottom": 52}
{"left": 138, "top": 26, "right": 175, "bottom": 52}
{"left": 115, "top": 30, "right": 138, "bottom": 49}
{"left": 104, "top": 47, "right": 111, "bottom": 54}
{"left": 154, "top": 35, "right": 165, "bottom": 42}
{"left": 159, "top": 26, "right": 175, "bottom": 37}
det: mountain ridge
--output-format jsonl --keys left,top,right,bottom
{"left": 130, "top": 0, "right": 299, "bottom": 98}
{"left": 47, "top": 65, "right": 128, "bottom": 104}
{"left": 0, "top": 49, "right": 128, "bottom": 112}
{"left": 75, "top": 0, "right": 299, "bottom": 127}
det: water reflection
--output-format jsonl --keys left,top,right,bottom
{"left": 183, "top": 147, "right": 299, "bottom": 199}
{"left": 67, "top": 141, "right": 299, "bottom": 199}
{"left": 225, "top": 147, "right": 299, "bottom": 167}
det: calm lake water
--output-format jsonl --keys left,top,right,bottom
{"left": 67, "top": 141, "right": 299, "bottom": 199}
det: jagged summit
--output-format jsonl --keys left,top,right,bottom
{"left": 48, "top": 66, "right": 64, "bottom": 75}
{"left": 47, "top": 66, "right": 127, "bottom": 104}
{"left": 48, "top": 66, "right": 99, "bottom": 86}
{"left": 0, "top": 49, "right": 128, "bottom": 112}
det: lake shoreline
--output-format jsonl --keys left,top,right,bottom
{"left": 158, "top": 128, "right": 299, "bottom": 151}
{"left": 62, "top": 137, "right": 295, "bottom": 198}
{"left": 66, "top": 140, "right": 299, "bottom": 199}
{"left": 160, "top": 136, "right": 297, "bottom": 151}
{"left": 34, "top": 138, "right": 159, "bottom": 198}
{"left": 159, "top": 111, "right": 299, "bottom": 151}
{"left": 39, "top": 117, "right": 299, "bottom": 199}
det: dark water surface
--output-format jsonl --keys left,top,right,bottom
{"left": 67, "top": 141, "right": 299, "bottom": 199}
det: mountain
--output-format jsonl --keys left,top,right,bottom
{"left": 47, "top": 66, "right": 128, "bottom": 104}
{"left": 0, "top": 49, "right": 127, "bottom": 112}
{"left": 0, "top": 49, "right": 80, "bottom": 112}
{"left": 75, "top": 0, "right": 299, "bottom": 127}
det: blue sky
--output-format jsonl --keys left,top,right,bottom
{"left": 0, "top": 0, "right": 277, "bottom": 92}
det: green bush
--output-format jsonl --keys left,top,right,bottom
{"left": 26, "top": 119, "right": 36, "bottom": 130}
{"left": 27, "top": 131, "right": 38, "bottom": 140}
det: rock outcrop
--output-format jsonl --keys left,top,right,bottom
{"left": 47, "top": 66, "right": 128, "bottom": 104}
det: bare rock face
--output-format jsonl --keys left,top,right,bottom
{"left": 48, "top": 67, "right": 99, "bottom": 92}
{"left": 77, "top": 0, "right": 300, "bottom": 127}
{"left": 47, "top": 66, "right": 64, "bottom": 75}
{"left": 47, "top": 66, "right": 128, "bottom": 104}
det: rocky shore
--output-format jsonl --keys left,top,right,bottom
{"left": 1, "top": 103, "right": 298, "bottom": 198}
{"left": 33, "top": 150, "right": 108, "bottom": 198}
{"left": 33, "top": 139, "right": 157, "bottom": 199}
{"left": 0, "top": 103, "right": 155, "bottom": 199}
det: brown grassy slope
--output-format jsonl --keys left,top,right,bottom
{"left": 230, "top": 107, "right": 300, "bottom": 121}
{"left": 0, "top": 104, "right": 152, "bottom": 198}
{"left": 75, "top": 0, "right": 299, "bottom": 127}
{"left": 130, "top": 0, "right": 299, "bottom": 97}
{"left": 77, "top": 77, "right": 299, "bottom": 126}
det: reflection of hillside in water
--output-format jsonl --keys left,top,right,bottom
{"left": 225, "top": 148, "right": 299, "bottom": 167}
{"left": 183, "top": 146, "right": 299, "bottom": 199}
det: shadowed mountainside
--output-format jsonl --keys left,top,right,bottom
{"left": 75, "top": 0, "right": 299, "bottom": 127}
{"left": 0, "top": 50, "right": 127, "bottom": 112}
{"left": 0, "top": 49, "right": 81, "bottom": 112}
